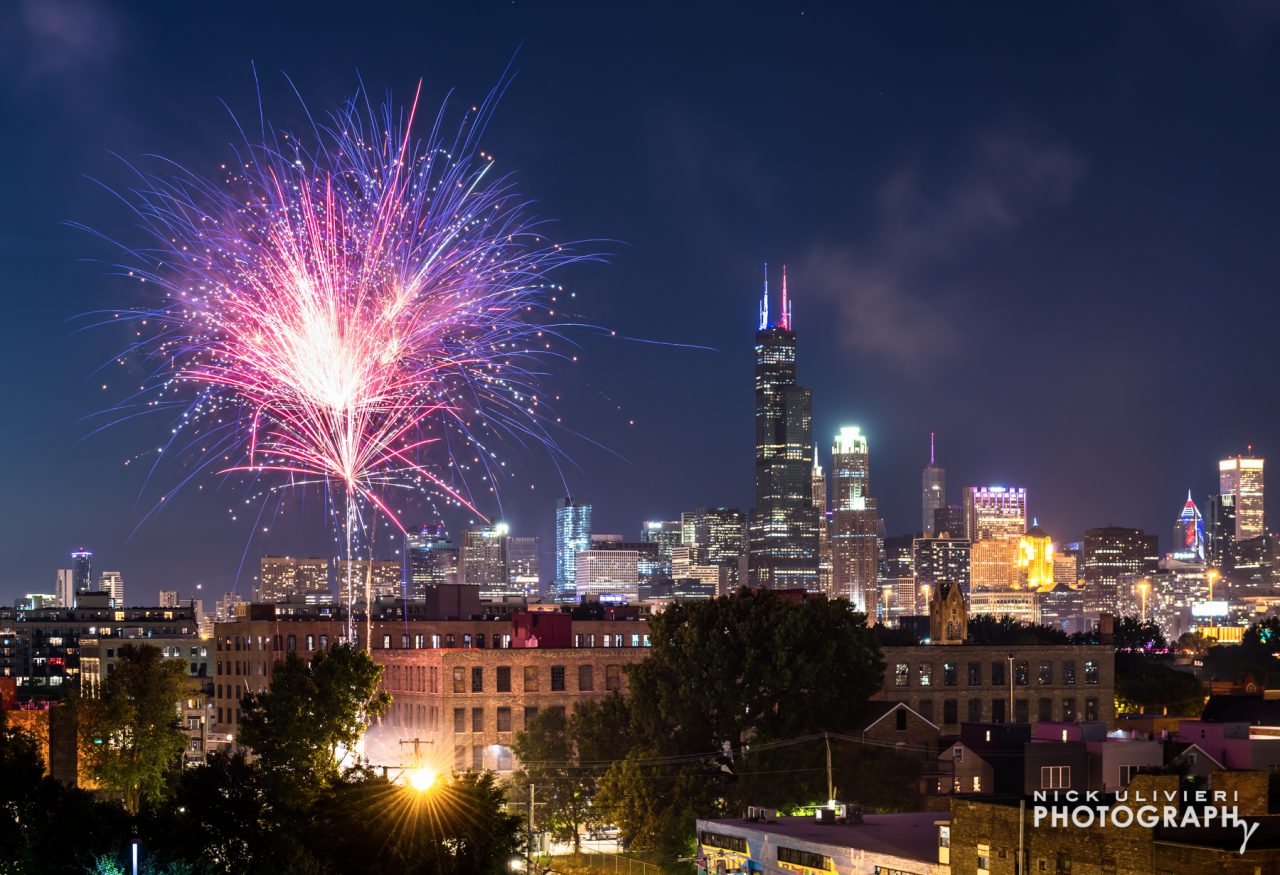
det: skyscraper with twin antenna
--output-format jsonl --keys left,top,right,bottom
{"left": 748, "top": 264, "right": 819, "bottom": 591}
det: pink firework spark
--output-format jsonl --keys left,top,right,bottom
{"left": 90, "top": 77, "right": 592, "bottom": 547}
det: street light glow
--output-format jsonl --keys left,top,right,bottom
{"left": 407, "top": 766, "right": 438, "bottom": 793}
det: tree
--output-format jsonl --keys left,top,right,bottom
{"left": 78, "top": 643, "right": 192, "bottom": 814}
{"left": 967, "top": 615, "right": 1068, "bottom": 645}
{"left": 237, "top": 643, "right": 390, "bottom": 789}
{"left": 511, "top": 697, "right": 631, "bottom": 852}
{"left": 1112, "top": 616, "right": 1166, "bottom": 651}
{"left": 604, "top": 589, "right": 884, "bottom": 856}
{"left": 0, "top": 709, "right": 130, "bottom": 874}
{"left": 1114, "top": 657, "right": 1205, "bottom": 716}
{"left": 308, "top": 769, "right": 521, "bottom": 875}
{"left": 1176, "top": 631, "right": 1209, "bottom": 654}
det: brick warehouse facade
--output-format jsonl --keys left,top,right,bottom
{"left": 376, "top": 644, "right": 648, "bottom": 772}
{"left": 212, "top": 609, "right": 651, "bottom": 773}
{"left": 876, "top": 644, "right": 1116, "bottom": 732}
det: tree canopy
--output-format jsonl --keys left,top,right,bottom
{"left": 77, "top": 643, "right": 193, "bottom": 814}
{"left": 237, "top": 642, "right": 390, "bottom": 788}
{"left": 597, "top": 589, "right": 885, "bottom": 858}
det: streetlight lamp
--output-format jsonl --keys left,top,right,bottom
{"left": 406, "top": 765, "right": 439, "bottom": 793}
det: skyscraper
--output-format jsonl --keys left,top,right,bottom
{"left": 830, "top": 426, "right": 880, "bottom": 612}
{"left": 642, "top": 520, "right": 682, "bottom": 579}
{"left": 405, "top": 525, "right": 458, "bottom": 596}
{"left": 963, "top": 487, "right": 1028, "bottom": 542}
{"left": 812, "top": 446, "right": 832, "bottom": 596}
{"left": 913, "top": 534, "right": 971, "bottom": 608}
{"left": 1081, "top": 527, "right": 1159, "bottom": 617}
{"left": 99, "top": 571, "right": 124, "bottom": 607}
{"left": 1219, "top": 453, "right": 1265, "bottom": 542}
{"left": 555, "top": 497, "right": 592, "bottom": 602}
{"left": 922, "top": 433, "right": 945, "bottom": 536}
{"left": 681, "top": 506, "right": 746, "bottom": 583}
{"left": 158, "top": 590, "right": 180, "bottom": 608}
{"left": 506, "top": 535, "right": 540, "bottom": 597}
{"left": 460, "top": 524, "right": 513, "bottom": 599}
{"left": 1172, "top": 491, "right": 1206, "bottom": 563}
{"left": 1207, "top": 493, "right": 1236, "bottom": 572}
{"left": 257, "top": 556, "right": 329, "bottom": 602}
{"left": 748, "top": 265, "right": 819, "bottom": 591}
{"left": 55, "top": 568, "right": 75, "bottom": 609}
{"left": 72, "top": 549, "right": 92, "bottom": 594}
{"left": 1016, "top": 524, "right": 1055, "bottom": 591}
{"left": 932, "top": 505, "right": 966, "bottom": 539}
{"left": 336, "top": 559, "right": 404, "bottom": 605}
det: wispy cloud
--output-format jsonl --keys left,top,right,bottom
{"left": 1, "top": 0, "right": 120, "bottom": 92}
{"left": 797, "top": 129, "right": 1085, "bottom": 374}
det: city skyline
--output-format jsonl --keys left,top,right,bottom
{"left": 4, "top": 3, "right": 1280, "bottom": 604}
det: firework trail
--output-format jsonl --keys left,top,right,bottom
{"left": 88, "top": 76, "right": 592, "bottom": 639}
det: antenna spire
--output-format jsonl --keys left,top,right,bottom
{"left": 781, "top": 264, "right": 791, "bottom": 330}
{"left": 930, "top": 432, "right": 936, "bottom": 466}
{"left": 759, "top": 262, "right": 769, "bottom": 331}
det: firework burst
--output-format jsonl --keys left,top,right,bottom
{"left": 88, "top": 77, "right": 592, "bottom": 634}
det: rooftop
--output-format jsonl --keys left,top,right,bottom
{"left": 703, "top": 812, "right": 947, "bottom": 863}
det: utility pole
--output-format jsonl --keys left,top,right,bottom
{"left": 398, "top": 737, "right": 433, "bottom": 765}
{"left": 824, "top": 732, "right": 834, "bottom": 803}
{"left": 527, "top": 783, "right": 535, "bottom": 874}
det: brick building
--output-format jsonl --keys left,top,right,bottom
{"left": 947, "top": 773, "right": 1280, "bottom": 875}
{"left": 376, "top": 641, "right": 647, "bottom": 773}
{"left": 212, "top": 599, "right": 651, "bottom": 774}
{"left": 876, "top": 643, "right": 1116, "bottom": 732}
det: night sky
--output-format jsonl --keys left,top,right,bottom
{"left": 3, "top": 1, "right": 1280, "bottom": 605}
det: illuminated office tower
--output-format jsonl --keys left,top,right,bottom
{"left": 460, "top": 524, "right": 514, "bottom": 599}
{"left": 1081, "top": 527, "right": 1159, "bottom": 617}
{"left": 574, "top": 546, "right": 640, "bottom": 602}
{"left": 1220, "top": 454, "right": 1265, "bottom": 542}
{"left": 642, "top": 520, "right": 681, "bottom": 578}
{"left": 1172, "top": 491, "right": 1207, "bottom": 563}
{"left": 72, "top": 549, "right": 93, "bottom": 594}
{"left": 830, "top": 426, "right": 880, "bottom": 612}
{"left": 158, "top": 590, "right": 180, "bottom": 608}
{"left": 405, "top": 525, "right": 458, "bottom": 596}
{"left": 555, "top": 497, "right": 592, "bottom": 602}
{"left": 969, "top": 539, "right": 1018, "bottom": 592}
{"left": 336, "top": 559, "right": 404, "bottom": 604}
{"left": 922, "top": 433, "right": 945, "bottom": 536}
{"left": 99, "top": 571, "right": 124, "bottom": 607}
{"left": 913, "top": 535, "right": 971, "bottom": 608}
{"left": 257, "top": 556, "right": 329, "bottom": 602}
{"left": 812, "top": 446, "right": 832, "bottom": 595}
{"left": 881, "top": 534, "right": 915, "bottom": 622}
{"left": 55, "top": 568, "right": 75, "bottom": 608}
{"left": 963, "top": 486, "right": 1027, "bottom": 542}
{"left": 748, "top": 265, "right": 819, "bottom": 591}
{"left": 1052, "top": 550, "right": 1080, "bottom": 589}
{"left": 681, "top": 507, "right": 746, "bottom": 585}
{"left": 1016, "top": 524, "right": 1055, "bottom": 591}
{"left": 507, "top": 535, "right": 540, "bottom": 597}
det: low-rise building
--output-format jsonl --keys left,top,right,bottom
{"left": 0, "top": 592, "right": 198, "bottom": 696}
{"left": 695, "top": 811, "right": 950, "bottom": 875}
{"left": 876, "top": 643, "right": 1116, "bottom": 731}
{"left": 212, "top": 596, "right": 652, "bottom": 774}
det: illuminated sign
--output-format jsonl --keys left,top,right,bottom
{"left": 1191, "top": 601, "right": 1229, "bottom": 618}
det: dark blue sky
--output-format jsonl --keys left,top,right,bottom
{"left": 2, "top": 1, "right": 1279, "bottom": 604}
